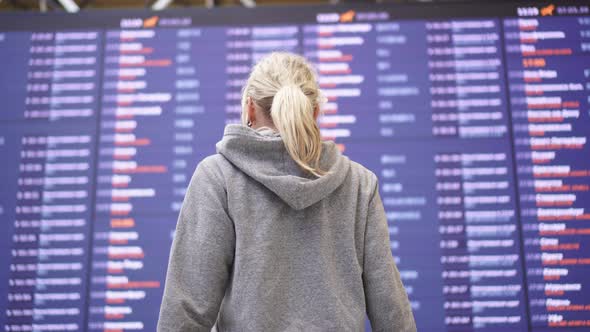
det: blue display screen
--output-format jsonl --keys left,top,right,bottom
{"left": 0, "top": 2, "right": 589, "bottom": 331}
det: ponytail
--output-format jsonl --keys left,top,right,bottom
{"left": 271, "top": 84, "right": 326, "bottom": 177}
{"left": 241, "top": 52, "right": 328, "bottom": 177}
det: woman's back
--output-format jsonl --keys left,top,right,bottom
{"left": 157, "top": 52, "right": 415, "bottom": 331}
{"left": 157, "top": 125, "right": 416, "bottom": 331}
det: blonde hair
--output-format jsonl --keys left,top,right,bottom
{"left": 241, "top": 52, "right": 327, "bottom": 177}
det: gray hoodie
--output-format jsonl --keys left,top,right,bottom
{"left": 157, "top": 124, "right": 416, "bottom": 332}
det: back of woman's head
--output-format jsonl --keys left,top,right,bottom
{"left": 241, "top": 52, "right": 327, "bottom": 177}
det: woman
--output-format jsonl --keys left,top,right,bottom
{"left": 157, "top": 52, "right": 416, "bottom": 332}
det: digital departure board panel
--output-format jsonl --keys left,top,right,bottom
{"left": 0, "top": 2, "right": 589, "bottom": 331}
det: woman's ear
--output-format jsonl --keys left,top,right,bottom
{"left": 247, "top": 97, "right": 256, "bottom": 125}
{"left": 313, "top": 106, "right": 320, "bottom": 120}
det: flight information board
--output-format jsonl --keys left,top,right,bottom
{"left": 0, "top": 2, "right": 589, "bottom": 331}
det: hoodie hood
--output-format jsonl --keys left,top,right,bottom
{"left": 216, "top": 124, "right": 351, "bottom": 210}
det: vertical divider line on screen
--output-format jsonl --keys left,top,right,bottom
{"left": 498, "top": 16, "right": 533, "bottom": 332}
{"left": 82, "top": 27, "right": 108, "bottom": 332}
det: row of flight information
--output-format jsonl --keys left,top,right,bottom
{"left": 0, "top": 2, "right": 589, "bottom": 332}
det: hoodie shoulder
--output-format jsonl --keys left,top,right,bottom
{"left": 199, "top": 153, "right": 230, "bottom": 170}
{"left": 191, "top": 154, "right": 238, "bottom": 194}
{"left": 348, "top": 160, "right": 379, "bottom": 199}
{"left": 197, "top": 154, "right": 234, "bottom": 180}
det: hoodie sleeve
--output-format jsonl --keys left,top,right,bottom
{"left": 363, "top": 180, "right": 417, "bottom": 332}
{"left": 157, "top": 158, "right": 235, "bottom": 332}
